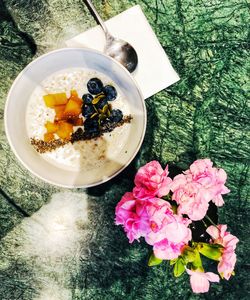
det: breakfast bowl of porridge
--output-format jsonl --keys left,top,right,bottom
{"left": 5, "top": 48, "right": 146, "bottom": 187}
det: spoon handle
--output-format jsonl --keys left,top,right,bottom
{"left": 83, "top": 0, "right": 110, "bottom": 37}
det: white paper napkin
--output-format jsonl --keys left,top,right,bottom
{"left": 65, "top": 5, "right": 179, "bottom": 99}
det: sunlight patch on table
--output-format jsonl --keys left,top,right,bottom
{"left": 0, "top": 191, "right": 89, "bottom": 300}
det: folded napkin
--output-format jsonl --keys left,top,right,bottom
{"left": 65, "top": 5, "right": 179, "bottom": 99}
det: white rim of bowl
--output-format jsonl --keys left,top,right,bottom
{"left": 4, "top": 47, "right": 147, "bottom": 188}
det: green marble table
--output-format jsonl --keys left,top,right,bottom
{"left": 0, "top": 0, "right": 249, "bottom": 299}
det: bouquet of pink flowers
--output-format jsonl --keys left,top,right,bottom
{"left": 115, "top": 159, "right": 239, "bottom": 294}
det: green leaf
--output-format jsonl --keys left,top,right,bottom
{"left": 173, "top": 258, "right": 185, "bottom": 277}
{"left": 170, "top": 258, "right": 177, "bottom": 265}
{"left": 148, "top": 253, "right": 163, "bottom": 267}
{"left": 191, "top": 249, "right": 204, "bottom": 271}
{"left": 198, "top": 243, "right": 223, "bottom": 261}
{"left": 171, "top": 204, "right": 178, "bottom": 214}
{"left": 162, "top": 194, "right": 171, "bottom": 201}
{"left": 182, "top": 246, "right": 196, "bottom": 263}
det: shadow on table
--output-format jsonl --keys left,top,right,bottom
{"left": 76, "top": 155, "right": 150, "bottom": 294}
{"left": 77, "top": 102, "right": 160, "bottom": 293}
{"left": 0, "top": 1, "right": 37, "bottom": 60}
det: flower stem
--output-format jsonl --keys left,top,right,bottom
{"left": 204, "top": 215, "right": 218, "bottom": 228}
{"left": 202, "top": 220, "right": 208, "bottom": 228}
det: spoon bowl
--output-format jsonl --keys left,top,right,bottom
{"left": 84, "top": 0, "right": 138, "bottom": 73}
{"left": 105, "top": 35, "right": 138, "bottom": 73}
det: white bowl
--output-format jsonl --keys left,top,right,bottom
{"left": 5, "top": 48, "right": 146, "bottom": 188}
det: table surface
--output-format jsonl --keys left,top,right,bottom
{"left": 0, "top": 0, "right": 249, "bottom": 299}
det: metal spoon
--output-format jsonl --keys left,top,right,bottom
{"left": 84, "top": 0, "right": 138, "bottom": 73}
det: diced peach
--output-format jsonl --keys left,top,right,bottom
{"left": 70, "top": 90, "right": 83, "bottom": 105}
{"left": 74, "top": 97, "right": 83, "bottom": 105}
{"left": 43, "top": 94, "right": 55, "bottom": 108}
{"left": 54, "top": 104, "right": 67, "bottom": 121}
{"left": 71, "top": 117, "right": 83, "bottom": 126}
{"left": 63, "top": 98, "right": 82, "bottom": 118}
{"left": 43, "top": 93, "right": 68, "bottom": 108}
{"left": 45, "top": 121, "right": 59, "bottom": 133}
{"left": 44, "top": 132, "right": 55, "bottom": 142}
{"left": 43, "top": 91, "right": 84, "bottom": 139}
{"left": 56, "top": 121, "right": 73, "bottom": 140}
{"left": 70, "top": 90, "right": 78, "bottom": 98}
{"left": 53, "top": 93, "right": 68, "bottom": 105}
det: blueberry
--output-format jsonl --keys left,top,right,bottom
{"left": 96, "top": 97, "right": 108, "bottom": 109}
{"left": 82, "top": 104, "right": 95, "bottom": 118}
{"left": 103, "top": 85, "right": 117, "bottom": 101}
{"left": 87, "top": 78, "right": 103, "bottom": 94}
{"left": 109, "top": 109, "right": 123, "bottom": 123}
{"left": 84, "top": 117, "right": 99, "bottom": 133}
{"left": 82, "top": 93, "right": 93, "bottom": 104}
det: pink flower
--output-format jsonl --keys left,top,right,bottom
{"left": 133, "top": 161, "right": 172, "bottom": 200}
{"left": 218, "top": 251, "right": 237, "bottom": 280}
{"left": 171, "top": 159, "right": 230, "bottom": 220}
{"left": 206, "top": 225, "right": 238, "bottom": 250}
{"left": 186, "top": 269, "right": 220, "bottom": 293}
{"left": 115, "top": 192, "right": 150, "bottom": 243}
{"left": 115, "top": 194, "right": 191, "bottom": 259}
{"left": 152, "top": 236, "right": 189, "bottom": 260}
{"left": 146, "top": 202, "right": 192, "bottom": 259}
{"left": 171, "top": 174, "right": 210, "bottom": 221}
{"left": 115, "top": 194, "right": 170, "bottom": 243}
{"left": 185, "top": 159, "right": 230, "bottom": 206}
{"left": 206, "top": 225, "right": 239, "bottom": 280}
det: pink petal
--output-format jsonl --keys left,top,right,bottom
{"left": 221, "top": 186, "right": 230, "bottom": 194}
{"left": 212, "top": 194, "right": 225, "bottom": 207}
{"left": 186, "top": 268, "right": 195, "bottom": 276}
{"left": 151, "top": 174, "right": 161, "bottom": 183}
{"left": 164, "top": 164, "right": 169, "bottom": 173}
{"left": 187, "top": 201, "right": 208, "bottom": 221}
{"left": 157, "top": 179, "right": 172, "bottom": 197}
{"left": 223, "top": 234, "right": 239, "bottom": 249}
{"left": 217, "top": 168, "right": 227, "bottom": 182}
{"left": 153, "top": 245, "right": 179, "bottom": 260}
{"left": 164, "top": 222, "right": 191, "bottom": 243}
{"left": 205, "top": 272, "right": 220, "bottom": 282}
{"left": 119, "top": 199, "right": 136, "bottom": 210}
{"left": 170, "top": 174, "right": 187, "bottom": 191}
{"left": 127, "top": 232, "right": 135, "bottom": 243}
{"left": 206, "top": 225, "right": 220, "bottom": 240}
{"left": 219, "top": 225, "right": 228, "bottom": 237}
{"left": 133, "top": 186, "right": 156, "bottom": 200}
{"left": 190, "top": 273, "right": 210, "bottom": 293}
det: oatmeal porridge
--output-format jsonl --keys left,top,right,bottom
{"left": 26, "top": 68, "right": 132, "bottom": 172}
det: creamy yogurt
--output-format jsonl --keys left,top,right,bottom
{"left": 26, "top": 68, "right": 131, "bottom": 171}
